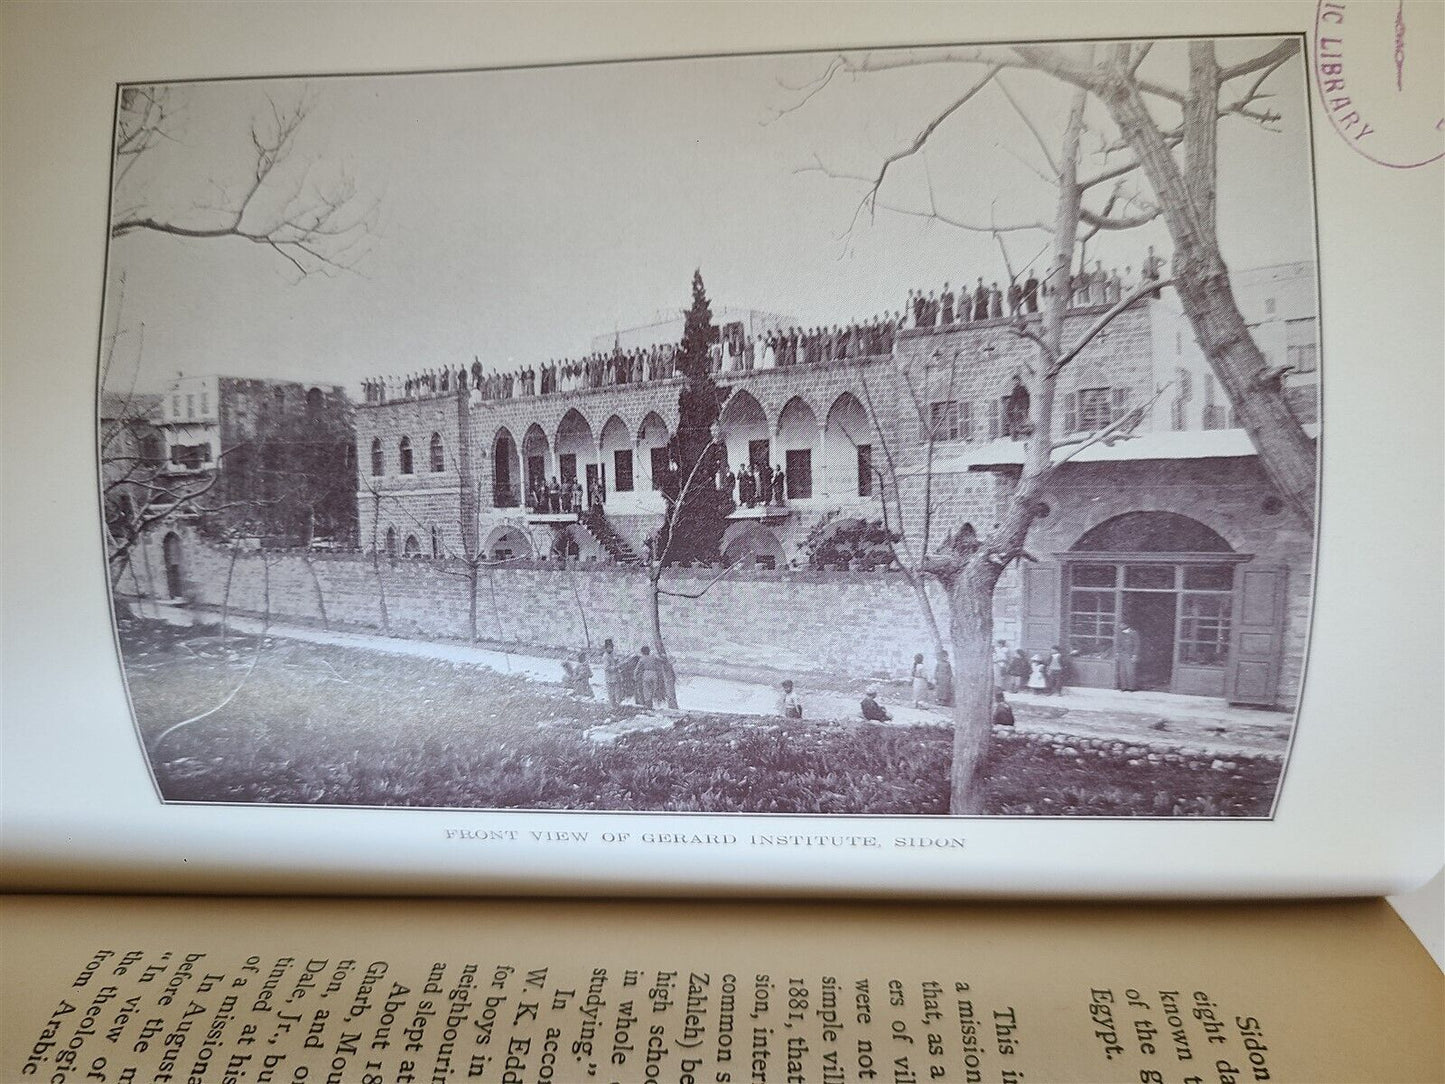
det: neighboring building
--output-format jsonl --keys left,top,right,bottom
{"left": 354, "top": 265, "right": 1319, "bottom": 707}
{"left": 154, "top": 375, "right": 357, "bottom": 547}
{"left": 100, "top": 390, "right": 164, "bottom": 547}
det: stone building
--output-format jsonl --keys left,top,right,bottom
{"left": 155, "top": 375, "right": 357, "bottom": 547}
{"left": 354, "top": 265, "right": 1318, "bottom": 707}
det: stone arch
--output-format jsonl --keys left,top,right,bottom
{"left": 721, "top": 523, "right": 786, "bottom": 570}
{"left": 370, "top": 437, "right": 383, "bottom": 477}
{"left": 776, "top": 396, "right": 821, "bottom": 500}
{"left": 822, "top": 392, "right": 872, "bottom": 499}
{"left": 599, "top": 414, "right": 632, "bottom": 495}
{"left": 491, "top": 426, "right": 521, "bottom": 507}
{"left": 403, "top": 533, "right": 421, "bottom": 557}
{"left": 398, "top": 435, "right": 414, "bottom": 475}
{"left": 1071, "top": 511, "right": 1233, "bottom": 554}
{"left": 384, "top": 526, "right": 397, "bottom": 557}
{"left": 718, "top": 389, "right": 769, "bottom": 475}
{"left": 429, "top": 431, "right": 445, "bottom": 473}
{"left": 482, "top": 524, "right": 535, "bottom": 561}
{"left": 637, "top": 412, "right": 671, "bottom": 493}
{"left": 555, "top": 408, "right": 596, "bottom": 487}
{"left": 521, "top": 422, "right": 551, "bottom": 495}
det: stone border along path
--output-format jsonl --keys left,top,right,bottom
{"left": 126, "top": 599, "right": 1292, "bottom": 760}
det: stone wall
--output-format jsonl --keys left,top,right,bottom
{"left": 137, "top": 529, "right": 949, "bottom": 682}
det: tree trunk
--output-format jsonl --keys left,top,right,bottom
{"left": 1101, "top": 65, "right": 1317, "bottom": 531}
{"left": 948, "top": 560, "right": 1004, "bottom": 814}
{"left": 647, "top": 568, "right": 679, "bottom": 709}
{"left": 467, "top": 561, "right": 479, "bottom": 642}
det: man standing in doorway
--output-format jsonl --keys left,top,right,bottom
{"left": 1116, "top": 623, "right": 1141, "bottom": 692}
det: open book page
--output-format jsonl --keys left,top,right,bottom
{"left": 1, "top": 2, "right": 1441, "bottom": 896}
{"left": 2, "top": 894, "right": 1442, "bottom": 1083}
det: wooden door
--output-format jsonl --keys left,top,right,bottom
{"left": 1226, "top": 564, "right": 1287, "bottom": 706}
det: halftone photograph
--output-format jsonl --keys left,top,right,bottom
{"left": 102, "top": 36, "right": 1320, "bottom": 817}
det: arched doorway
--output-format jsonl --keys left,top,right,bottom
{"left": 162, "top": 532, "right": 184, "bottom": 598}
{"left": 1057, "top": 512, "right": 1249, "bottom": 696}
{"left": 822, "top": 393, "right": 872, "bottom": 499}
{"left": 483, "top": 525, "right": 535, "bottom": 562}
{"left": 637, "top": 412, "right": 671, "bottom": 497}
{"left": 718, "top": 390, "right": 768, "bottom": 479}
{"left": 721, "top": 523, "right": 786, "bottom": 570}
{"left": 776, "top": 396, "right": 820, "bottom": 500}
{"left": 492, "top": 428, "right": 521, "bottom": 508}
{"left": 555, "top": 409, "right": 597, "bottom": 505}
{"left": 521, "top": 424, "right": 550, "bottom": 506}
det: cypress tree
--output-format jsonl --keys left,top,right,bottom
{"left": 657, "top": 270, "right": 731, "bottom": 565}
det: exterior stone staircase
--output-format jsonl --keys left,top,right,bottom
{"left": 579, "top": 506, "right": 642, "bottom": 565}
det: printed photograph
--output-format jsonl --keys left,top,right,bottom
{"left": 101, "top": 37, "right": 1320, "bottom": 816}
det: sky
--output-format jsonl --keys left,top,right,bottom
{"left": 103, "top": 36, "right": 1318, "bottom": 395}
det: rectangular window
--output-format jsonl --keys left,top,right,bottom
{"left": 856, "top": 444, "right": 873, "bottom": 497}
{"left": 172, "top": 395, "right": 181, "bottom": 418}
{"left": 1067, "top": 589, "right": 1117, "bottom": 658}
{"left": 1179, "top": 593, "right": 1232, "bottom": 667}
{"left": 186, "top": 394, "right": 195, "bottom": 419}
{"left": 649, "top": 447, "right": 669, "bottom": 490}
{"left": 1077, "top": 387, "right": 1112, "bottom": 431}
{"left": 929, "top": 400, "right": 954, "bottom": 440}
{"left": 200, "top": 392, "right": 209, "bottom": 414}
{"left": 1286, "top": 317, "right": 1318, "bottom": 373}
{"left": 785, "top": 448, "right": 812, "bottom": 499}
{"left": 613, "top": 449, "right": 634, "bottom": 492}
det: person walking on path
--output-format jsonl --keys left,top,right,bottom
{"left": 777, "top": 680, "right": 803, "bottom": 719}
{"left": 993, "top": 640, "right": 1010, "bottom": 689}
{"left": 635, "top": 645, "right": 665, "bottom": 709}
{"left": 601, "top": 638, "right": 623, "bottom": 708}
{"left": 933, "top": 651, "right": 954, "bottom": 707}
{"left": 911, "top": 653, "right": 930, "bottom": 708}
{"left": 1046, "top": 646, "right": 1066, "bottom": 696}
{"left": 861, "top": 688, "right": 892, "bottom": 722}
{"left": 991, "top": 690, "right": 1015, "bottom": 728}
{"left": 1116, "top": 624, "right": 1141, "bottom": 692}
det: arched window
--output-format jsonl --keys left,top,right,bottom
{"left": 385, "top": 527, "right": 397, "bottom": 556}
{"left": 370, "top": 438, "right": 383, "bottom": 476}
{"left": 399, "top": 436, "right": 414, "bottom": 474}
{"left": 403, "top": 534, "right": 421, "bottom": 558}
{"left": 429, "top": 432, "right": 444, "bottom": 472}
{"left": 306, "top": 387, "right": 323, "bottom": 414}
{"left": 431, "top": 527, "right": 443, "bottom": 558}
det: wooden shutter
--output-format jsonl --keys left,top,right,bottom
{"left": 1063, "top": 392, "right": 1077, "bottom": 433}
{"left": 1019, "top": 562, "right": 1060, "bottom": 653}
{"left": 988, "top": 399, "right": 1001, "bottom": 439}
{"left": 1226, "top": 564, "right": 1287, "bottom": 706}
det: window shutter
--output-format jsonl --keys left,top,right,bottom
{"left": 960, "top": 401, "right": 972, "bottom": 441}
{"left": 1063, "top": 392, "right": 1077, "bottom": 433}
{"left": 1111, "top": 387, "right": 1128, "bottom": 423}
{"left": 988, "top": 399, "right": 1000, "bottom": 439}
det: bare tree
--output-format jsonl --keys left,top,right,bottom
{"left": 785, "top": 47, "right": 1227, "bottom": 812}
{"left": 785, "top": 38, "right": 1315, "bottom": 530}
{"left": 110, "top": 85, "right": 376, "bottom": 279}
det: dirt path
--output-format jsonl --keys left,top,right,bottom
{"left": 132, "top": 601, "right": 1293, "bottom": 759}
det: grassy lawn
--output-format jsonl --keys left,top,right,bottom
{"left": 121, "top": 621, "right": 1280, "bottom": 816}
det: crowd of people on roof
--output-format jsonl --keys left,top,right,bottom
{"left": 359, "top": 248, "right": 1169, "bottom": 407}
{"left": 903, "top": 248, "right": 1166, "bottom": 329}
